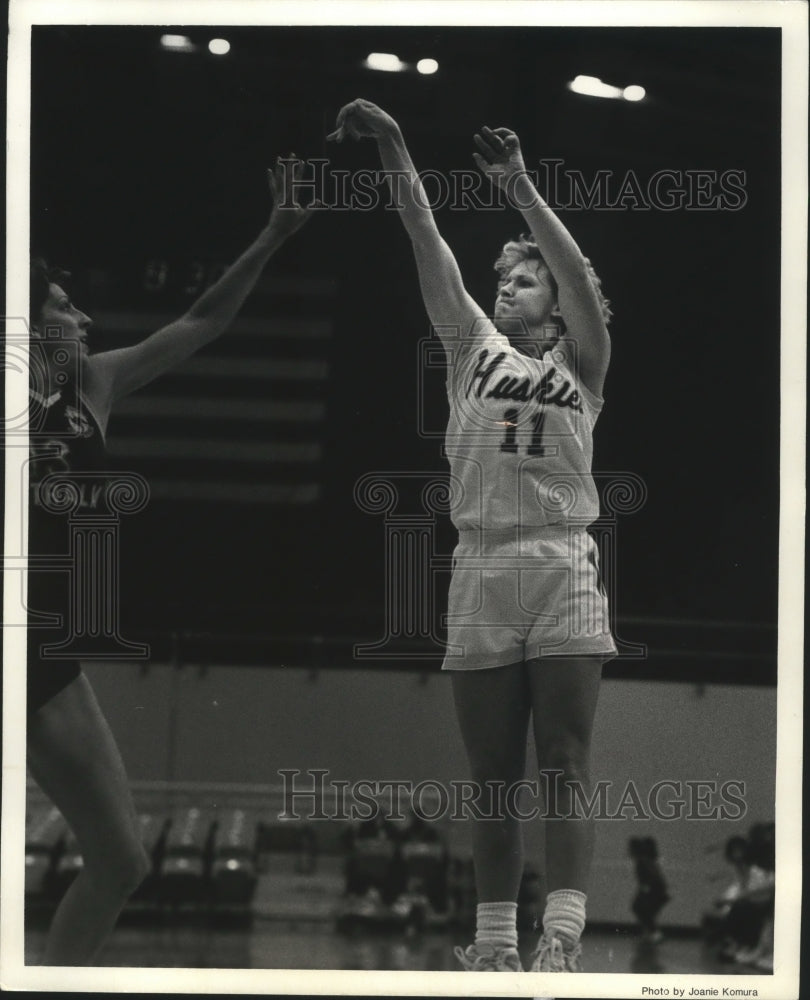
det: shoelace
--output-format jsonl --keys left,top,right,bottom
{"left": 533, "top": 934, "right": 567, "bottom": 972}
{"left": 454, "top": 944, "right": 518, "bottom": 971}
{"left": 532, "top": 935, "right": 584, "bottom": 972}
{"left": 563, "top": 941, "right": 583, "bottom": 971}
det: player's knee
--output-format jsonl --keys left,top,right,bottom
{"left": 538, "top": 734, "right": 592, "bottom": 782}
{"left": 85, "top": 840, "right": 150, "bottom": 900}
{"left": 114, "top": 841, "right": 151, "bottom": 897}
{"left": 121, "top": 843, "right": 151, "bottom": 895}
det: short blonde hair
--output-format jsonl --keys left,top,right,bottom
{"left": 494, "top": 234, "right": 613, "bottom": 323}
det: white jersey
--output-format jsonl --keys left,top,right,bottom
{"left": 444, "top": 319, "right": 603, "bottom": 530}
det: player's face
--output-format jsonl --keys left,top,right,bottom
{"left": 33, "top": 284, "right": 93, "bottom": 365}
{"left": 494, "top": 260, "right": 557, "bottom": 334}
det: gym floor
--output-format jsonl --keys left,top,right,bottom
{"left": 25, "top": 917, "right": 767, "bottom": 973}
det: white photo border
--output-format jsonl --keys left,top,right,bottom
{"left": 3, "top": 2, "right": 806, "bottom": 997}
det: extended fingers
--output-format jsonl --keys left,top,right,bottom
{"left": 490, "top": 126, "right": 518, "bottom": 142}
{"left": 480, "top": 125, "right": 504, "bottom": 148}
{"left": 473, "top": 132, "right": 500, "bottom": 162}
{"left": 268, "top": 154, "right": 303, "bottom": 203}
{"left": 478, "top": 126, "right": 519, "bottom": 155}
{"left": 280, "top": 153, "right": 297, "bottom": 200}
{"left": 269, "top": 158, "right": 288, "bottom": 199}
{"left": 291, "top": 155, "right": 315, "bottom": 205}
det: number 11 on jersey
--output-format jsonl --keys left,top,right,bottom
{"left": 500, "top": 407, "right": 548, "bottom": 456}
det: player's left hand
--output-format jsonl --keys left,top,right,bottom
{"left": 327, "top": 99, "right": 400, "bottom": 142}
{"left": 266, "top": 155, "right": 320, "bottom": 237}
{"left": 473, "top": 126, "right": 527, "bottom": 189}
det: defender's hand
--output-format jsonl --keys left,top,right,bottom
{"left": 327, "top": 99, "right": 400, "bottom": 142}
{"left": 266, "top": 156, "right": 319, "bottom": 238}
{"left": 473, "top": 126, "right": 527, "bottom": 189}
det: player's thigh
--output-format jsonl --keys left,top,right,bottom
{"left": 27, "top": 674, "right": 145, "bottom": 876}
{"left": 451, "top": 661, "right": 531, "bottom": 780}
{"left": 527, "top": 656, "right": 603, "bottom": 762}
{"left": 524, "top": 529, "right": 616, "bottom": 661}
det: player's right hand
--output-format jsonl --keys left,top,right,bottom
{"left": 327, "top": 99, "right": 400, "bottom": 142}
{"left": 473, "top": 126, "right": 527, "bottom": 190}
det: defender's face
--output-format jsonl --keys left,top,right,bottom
{"left": 33, "top": 284, "right": 93, "bottom": 364}
{"left": 494, "top": 260, "right": 557, "bottom": 332}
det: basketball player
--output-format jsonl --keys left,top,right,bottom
{"left": 329, "top": 100, "right": 616, "bottom": 974}
{"left": 24, "top": 158, "right": 316, "bottom": 964}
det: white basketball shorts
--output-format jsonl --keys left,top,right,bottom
{"left": 441, "top": 524, "right": 618, "bottom": 670}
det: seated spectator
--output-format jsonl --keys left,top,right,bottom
{"left": 391, "top": 812, "right": 450, "bottom": 923}
{"left": 343, "top": 813, "right": 400, "bottom": 914}
{"left": 731, "top": 823, "right": 775, "bottom": 970}
{"left": 704, "top": 831, "right": 774, "bottom": 965}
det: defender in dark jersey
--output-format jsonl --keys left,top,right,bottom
{"left": 330, "top": 101, "right": 614, "bottom": 975}
{"left": 24, "top": 159, "right": 315, "bottom": 965}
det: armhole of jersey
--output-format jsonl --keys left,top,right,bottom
{"left": 548, "top": 342, "right": 606, "bottom": 414}
{"left": 548, "top": 349, "right": 605, "bottom": 414}
{"left": 577, "top": 378, "right": 605, "bottom": 414}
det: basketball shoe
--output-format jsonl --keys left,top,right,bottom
{"left": 454, "top": 942, "right": 522, "bottom": 971}
{"left": 530, "top": 931, "right": 582, "bottom": 972}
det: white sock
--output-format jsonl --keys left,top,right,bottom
{"left": 475, "top": 901, "right": 518, "bottom": 950}
{"left": 542, "top": 889, "right": 586, "bottom": 949}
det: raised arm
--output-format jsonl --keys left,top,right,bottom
{"left": 85, "top": 159, "right": 317, "bottom": 419}
{"left": 328, "top": 99, "right": 486, "bottom": 344}
{"left": 473, "top": 126, "right": 611, "bottom": 397}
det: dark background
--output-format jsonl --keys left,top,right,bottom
{"left": 29, "top": 26, "right": 781, "bottom": 681}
